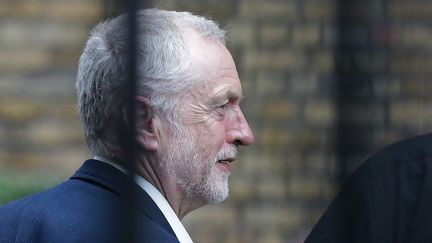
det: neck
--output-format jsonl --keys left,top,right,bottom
{"left": 135, "top": 154, "right": 206, "bottom": 220}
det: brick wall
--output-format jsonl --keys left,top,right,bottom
{"left": 1, "top": 0, "right": 432, "bottom": 242}
{"left": 0, "top": 0, "right": 106, "bottom": 172}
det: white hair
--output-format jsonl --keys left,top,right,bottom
{"left": 75, "top": 9, "right": 226, "bottom": 159}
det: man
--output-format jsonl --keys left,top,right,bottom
{"left": 0, "top": 9, "right": 254, "bottom": 242}
{"left": 305, "top": 133, "right": 432, "bottom": 243}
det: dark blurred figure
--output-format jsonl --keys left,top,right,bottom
{"left": 305, "top": 133, "right": 432, "bottom": 243}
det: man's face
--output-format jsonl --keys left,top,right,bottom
{"left": 159, "top": 34, "right": 254, "bottom": 204}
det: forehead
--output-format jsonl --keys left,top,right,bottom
{"left": 186, "top": 31, "right": 242, "bottom": 100}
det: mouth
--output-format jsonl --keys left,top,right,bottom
{"left": 218, "top": 158, "right": 235, "bottom": 164}
{"left": 216, "top": 158, "right": 235, "bottom": 172}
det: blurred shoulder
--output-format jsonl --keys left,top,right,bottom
{"left": 354, "top": 133, "right": 432, "bottom": 176}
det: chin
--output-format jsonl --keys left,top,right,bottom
{"left": 206, "top": 192, "right": 229, "bottom": 204}
{"left": 205, "top": 177, "right": 230, "bottom": 204}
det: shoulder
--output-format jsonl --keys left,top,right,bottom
{"left": 0, "top": 178, "right": 116, "bottom": 241}
{"left": 332, "top": 133, "right": 432, "bottom": 205}
{"left": 305, "top": 133, "right": 432, "bottom": 243}
{"left": 0, "top": 172, "right": 179, "bottom": 242}
{"left": 363, "top": 133, "right": 432, "bottom": 171}
{"left": 346, "top": 133, "right": 432, "bottom": 184}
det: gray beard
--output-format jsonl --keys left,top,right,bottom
{"left": 158, "top": 128, "right": 237, "bottom": 204}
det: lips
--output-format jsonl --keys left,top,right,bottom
{"left": 215, "top": 146, "right": 238, "bottom": 172}
{"left": 218, "top": 158, "right": 234, "bottom": 164}
{"left": 216, "top": 158, "right": 235, "bottom": 172}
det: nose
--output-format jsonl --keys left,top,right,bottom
{"left": 226, "top": 107, "right": 254, "bottom": 146}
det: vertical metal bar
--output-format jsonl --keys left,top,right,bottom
{"left": 335, "top": 0, "right": 389, "bottom": 185}
{"left": 123, "top": 0, "right": 138, "bottom": 241}
{"left": 335, "top": 0, "right": 373, "bottom": 185}
{"left": 125, "top": 0, "right": 138, "bottom": 159}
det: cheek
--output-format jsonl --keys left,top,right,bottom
{"left": 197, "top": 122, "right": 226, "bottom": 157}
{"left": 204, "top": 121, "right": 225, "bottom": 149}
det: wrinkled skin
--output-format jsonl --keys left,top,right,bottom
{"left": 137, "top": 31, "right": 254, "bottom": 219}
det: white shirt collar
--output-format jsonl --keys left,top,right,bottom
{"left": 93, "top": 156, "right": 193, "bottom": 243}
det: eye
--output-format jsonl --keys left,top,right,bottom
{"left": 213, "top": 102, "right": 229, "bottom": 120}
{"left": 220, "top": 103, "right": 229, "bottom": 110}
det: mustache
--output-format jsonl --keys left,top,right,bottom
{"left": 215, "top": 146, "right": 238, "bottom": 161}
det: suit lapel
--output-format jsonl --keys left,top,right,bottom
{"left": 70, "top": 159, "right": 177, "bottom": 238}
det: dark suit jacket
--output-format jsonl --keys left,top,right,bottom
{"left": 0, "top": 159, "right": 180, "bottom": 243}
{"left": 305, "top": 133, "right": 432, "bottom": 243}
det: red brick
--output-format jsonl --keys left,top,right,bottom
{"left": 389, "top": 1, "right": 432, "bottom": 20}
{"left": 240, "top": 0, "right": 297, "bottom": 19}
{"left": 259, "top": 23, "right": 289, "bottom": 46}
{"left": 243, "top": 49, "right": 305, "bottom": 71}
{"left": 390, "top": 101, "right": 432, "bottom": 129}
{"left": 304, "top": 0, "right": 337, "bottom": 20}
{"left": 261, "top": 100, "right": 299, "bottom": 120}
{"left": 305, "top": 100, "right": 335, "bottom": 126}
{"left": 292, "top": 24, "right": 320, "bottom": 47}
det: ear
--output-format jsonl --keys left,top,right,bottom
{"left": 134, "top": 96, "right": 161, "bottom": 151}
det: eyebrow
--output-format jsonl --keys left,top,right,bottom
{"left": 227, "top": 90, "right": 244, "bottom": 102}
{"left": 209, "top": 90, "right": 243, "bottom": 107}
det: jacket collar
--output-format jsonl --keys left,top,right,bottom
{"left": 70, "top": 159, "right": 176, "bottom": 238}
